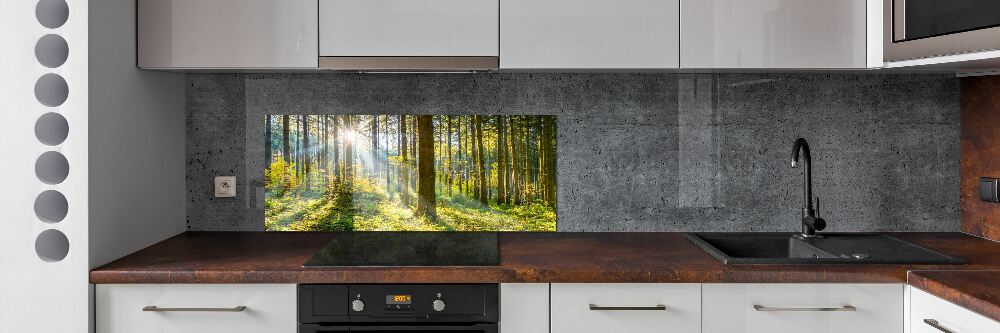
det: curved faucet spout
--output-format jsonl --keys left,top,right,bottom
{"left": 791, "top": 138, "right": 813, "bottom": 213}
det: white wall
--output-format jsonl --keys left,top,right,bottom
{"left": 0, "top": 0, "right": 90, "bottom": 331}
{"left": 88, "top": 0, "right": 187, "bottom": 270}
{"left": 1, "top": 0, "right": 184, "bottom": 331}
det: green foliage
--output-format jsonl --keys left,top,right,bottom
{"left": 265, "top": 173, "right": 556, "bottom": 232}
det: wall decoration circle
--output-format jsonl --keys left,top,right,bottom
{"left": 35, "top": 0, "right": 69, "bottom": 29}
{"left": 35, "top": 229, "right": 69, "bottom": 262}
{"left": 35, "top": 112, "right": 69, "bottom": 145}
{"left": 35, "top": 34, "right": 68, "bottom": 68}
{"left": 35, "top": 151, "right": 69, "bottom": 184}
{"left": 34, "top": 73, "right": 69, "bottom": 107}
{"left": 34, "top": 190, "right": 68, "bottom": 223}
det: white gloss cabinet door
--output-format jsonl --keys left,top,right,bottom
{"left": 319, "top": 0, "right": 499, "bottom": 57}
{"left": 702, "top": 284, "right": 903, "bottom": 333}
{"left": 910, "top": 287, "right": 1000, "bottom": 333}
{"left": 551, "top": 283, "right": 701, "bottom": 333}
{"left": 500, "top": 284, "right": 549, "bottom": 333}
{"left": 680, "top": 0, "right": 868, "bottom": 68}
{"left": 138, "top": 0, "right": 318, "bottom": 69}
{"left": 501, "top": 0, "right": 680, "bottom": 69}
{"left": 96, "top": 284, "right": 297, "bottom": 333}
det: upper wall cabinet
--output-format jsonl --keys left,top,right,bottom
{"left": 319, "top": 0, "right": 500, "bottom": 69}
{"left": 500, "top": 0, "right": 680, "bottom": 69}
{"left": 138, "top": 0, "right": 318, "bottom": 69}
{"left": 681, "top": 0, "right": 877, "bottom": 69}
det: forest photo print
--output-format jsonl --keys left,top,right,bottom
{"left": 264, "top": 115, "right": 557, "bottom": 231}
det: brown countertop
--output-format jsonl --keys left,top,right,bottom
{"left": 908, "top": 270, "right": 1000, "bottom": 322}
{"left": 90, "top": 231, "right": 1000, "bottom": 285}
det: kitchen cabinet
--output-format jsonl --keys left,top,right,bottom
{"left": 551, "top": 283, "right": 701, "bottom": 333}
{"left": 319, "top": 0, "right": 499, "bottom": 57}
{"left": 702, "top": 283, "right": 903, "bottom": 333}
{"left": 96, "top": 284, "right": 296, "bottom": 333}
{"left": 500, "top": 0, "right": 680, "bottom": 69}
{"left": 909, "top": 287, "right": 1000, "bottom": 333}
{"left": 500, "top": 284, "right": 548, "bottom": 333}
{"left": 137, "top": 0, "right": 318, "bottom": 69}
{"left": 680, "top": 0, "right": 877, "bottom": 68}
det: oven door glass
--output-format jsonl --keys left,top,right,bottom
{"left": 901, "top": 0, "right": 1000, "bottom": 41}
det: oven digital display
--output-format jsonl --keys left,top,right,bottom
{"left": 386, "top": 295, "right": 412, "bottom": 305}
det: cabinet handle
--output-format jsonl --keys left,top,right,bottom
{"left": 588, "top": 304, "right": 667, "bottom": 311}
{"left": 753, "top": 305, "right": 856, "bottom": 312}
{"left": 142, "top": 306, "right": 247, "bottom": 312}
{"left": 923, "top": 319, "right": 954, "bottom": 333}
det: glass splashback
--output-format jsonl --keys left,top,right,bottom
{"left": 264, "top": 115, "right": 557, "bottom": 231}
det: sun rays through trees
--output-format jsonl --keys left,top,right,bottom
{"left": 264, "top": 115, "right": 557, "bottom": 231}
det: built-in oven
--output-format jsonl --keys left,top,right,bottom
{"left": 885, "top": 0, "right": 1000, "bottom": 61}
{"left": 299, "top": 284, "right": 498, "bottom": 333}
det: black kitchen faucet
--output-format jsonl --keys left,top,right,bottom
{"left": 791, "top": 138, "right": 826, "bottom": 237}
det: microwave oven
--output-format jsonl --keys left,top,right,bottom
{"left": 885, "top": 0, "right": 1000, "bottom": 62}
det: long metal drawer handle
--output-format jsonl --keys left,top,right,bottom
{"left": 923, "top": 319, "right": 954, "bottom": 333}
{"left": 589, "top": 304, "right": 667, "bottom": 311}
{"left": 142, "top": 306, "right": 247, "bottom": 312}
{"left": 753, "top": 305, "right": 856, "bottom": 312}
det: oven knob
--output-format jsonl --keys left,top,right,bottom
{"left": 351, "top": 299, "right": 365, "bottom": 312}
{"left": 432, "top": 299, "right": 446, "bottom": 312}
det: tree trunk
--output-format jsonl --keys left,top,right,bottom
{"left": 322, "top": 116, "right": 328, "bottom": 175}
{"left": 384, "top": 115, "right": 391, "bottom": 192}
{"left": 470, "top": 117, "right": 479, "bottom": 201}
{"left": 332, "top": 116, "right": 340, "bottom": 181}
{"left": 304, "top": 115, "right": 311, "bottom": 190}
{"left": 410, "top": 116, "right": 417, "bottom": 191}
{"left": 474, "top": 116, "right": 487, "bottom": 204}
{"left": 496, "top": 116, "right": 507, "bottom": 204}
{"left": 399, "top": 115, "right": 410, "bottom": 207}
{"left": 295, "top": 115, "right": 301, "bottom": 178}
{"left": 416, "top": 115, "right": 436, "bottom": 217}
{"left": 543, "top": 116, "right": 556, "bottom": 207}
{"left": 265, "top": 116, "right": 272, "bottom": 169}
{"left": 457, "top": 116, "right": 464, "bottom": 194}
{"left": 372, "top": 115, "right": 379, "bottom": 176}
{"left": 447, "top": 116, "right": 453, "bottom": 196}
{"left": 523, "top": 117, "right": 530, "bottom": 201}
{"left": 282, "top": 115, "right": 290, "bottom": 163}
{"left": 344, "top": 115, "right": 354, "bottom": 189}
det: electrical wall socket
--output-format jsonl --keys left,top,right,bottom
{"left": 215, "top": 176, "right": 236, "bottom": 198}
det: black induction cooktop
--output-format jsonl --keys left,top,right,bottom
{"left": 303, "top": 232, "right": 500, "bottom": 267}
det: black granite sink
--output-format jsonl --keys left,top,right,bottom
{"left": 687, "top": 233, "right": 966, "bottom": 265}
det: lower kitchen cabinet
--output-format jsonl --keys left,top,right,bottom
{"left": 909, "top": 287, "right": 1000, "bottom": 333}
{"left": 702, "top": 284, "right": 903, "bottom": 333}
{"left": 500, "top": 283, "right": 549, "bottom": 333}
{"left": 95, "top": 284, "right": 296, "bottom": 333}
{"left": 551, "top": 283, "right": 701, "bottom": 333}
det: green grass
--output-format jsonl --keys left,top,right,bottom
{"left": 264, "top": 172, "right": 556, "bottom": 231}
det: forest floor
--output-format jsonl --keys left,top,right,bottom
{"left": 264, "top": 173, "right": 556, "bottom": 231}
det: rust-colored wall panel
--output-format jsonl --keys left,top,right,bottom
{"left": 961, "top": 76, "right": 1000, "bottom": 241}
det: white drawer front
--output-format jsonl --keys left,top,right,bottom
{"left": 703, "top": 283, "right": 903, "bottom": 333}
{"left": 911, "top": 287, "right": 1000, "bottom": 333}
{"left": 500, "top": 283, "right": 548, "bottom": 333}
{"left": 319, "top": 0, "right": 500, "bottom": 57}
{"left": 96, "top": 284, "right": 296, "bottom": 333}
{"left": 551, "top": 283, "right": 701, "bottom": 333}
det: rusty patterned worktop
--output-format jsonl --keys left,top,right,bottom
{"left": 90, "top": 232, "right": 1000, "bottom": 321}
{"left": 908, "top": 270, "right": 1000, "bottom": 323}
{"left": 90, "top": 231, "right": 1000, "bottom": 284}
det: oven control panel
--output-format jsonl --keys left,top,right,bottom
{"left": 298, "top": 284, "right": 498, "bottom": 323}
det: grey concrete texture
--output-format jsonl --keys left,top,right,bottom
{"left": 186, "top": 73, "right": 960, "bottom": 232}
